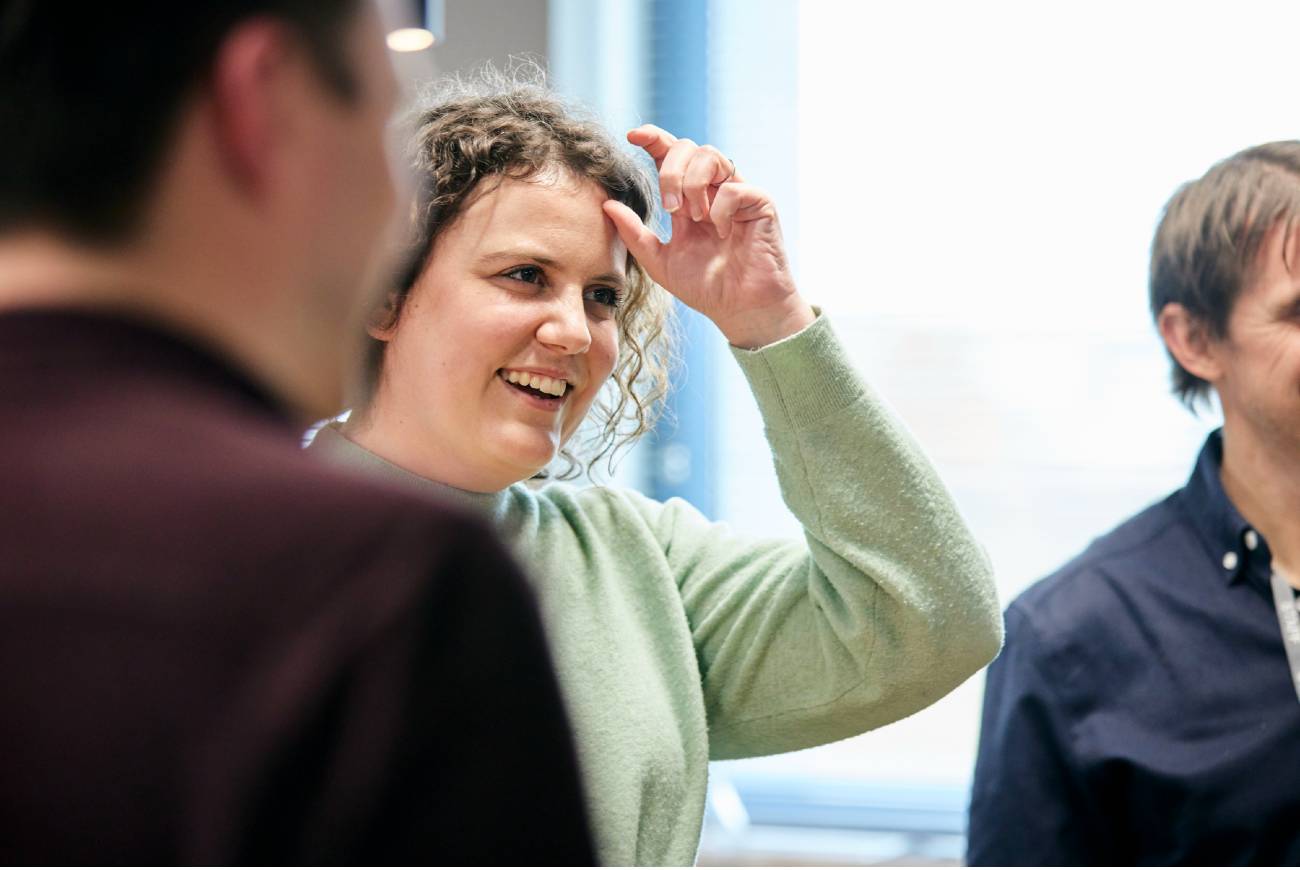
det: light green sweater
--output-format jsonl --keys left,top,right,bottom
{"left": 307, "top": 313, "right": 1002, "bottom": 866}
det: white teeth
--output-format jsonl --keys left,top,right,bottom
{"left": 502, "top": 370, "right": 568, "bottom": 397}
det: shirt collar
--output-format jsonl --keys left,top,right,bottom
{"left": 1181, "top": 428, "right": 1273, "bottom": 586}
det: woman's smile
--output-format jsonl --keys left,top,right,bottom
{"left": 498, "top": 367, "right": 572, "bottom": 411}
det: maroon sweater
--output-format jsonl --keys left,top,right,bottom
{"left": 0, "top": 310, "right": 593, "bottom": 865}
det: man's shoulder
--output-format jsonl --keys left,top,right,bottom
{"left": 122, "top": 396, "right": 478, "bottom": 541}
{"left": 1008, "top": 491, "right": 1191, "bottom": 648}
{"left": 178, "top": 417, "right": 501, "bottom": 580}
{"left": 4, "top": 373, "right": 504, "bottom": 616}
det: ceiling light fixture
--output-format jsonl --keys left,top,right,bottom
{"left": 386, "top": 26, "right": 435, "bottom": 52}
{"left": 385, "top": 0, "right": 444, "bottom": 52}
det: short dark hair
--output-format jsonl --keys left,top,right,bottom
{"left": 0, "top": 0, "right": 361, "bottom": 244}
{"left": 1149, "top": 141, "right": 1300, "bottom": 410}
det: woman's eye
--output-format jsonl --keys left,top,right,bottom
{"left": 503, "top": 266, "right": 544, "bottom": 285}
{"left": 586, "top": 286, "right": 623, "bottom": 310}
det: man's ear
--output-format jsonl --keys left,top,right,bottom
{"left": 206, "top": 19, "right": 296, "bottom": 196}
{"left": 1158, "top": 302, "right": 1224, "bottom": 384}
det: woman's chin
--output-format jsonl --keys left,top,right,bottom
{"left": 487, "top": 428, "right": 561, "bottom": 484}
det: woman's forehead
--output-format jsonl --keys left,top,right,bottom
{"left": 452, "top": 175, "right": 625, "bottom": 261}
{"left": 476, "top": 170, "right": 606, "bottom": 211}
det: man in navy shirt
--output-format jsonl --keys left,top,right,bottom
{"left": 968, "top": 143, "right": 1300, "bottom": 865}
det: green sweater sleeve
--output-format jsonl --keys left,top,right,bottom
{"left": 634, "top": 313, "right": 1003, "bottom": 760}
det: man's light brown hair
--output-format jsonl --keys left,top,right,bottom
{"left": 1150, "top": 141, "right": 1300, "bottom": 409}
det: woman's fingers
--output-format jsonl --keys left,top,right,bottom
{"left": 655, "top": 137, "right": 699, "bottom": 215}
{"left": 602, "top": 199, "right": 665, "bottom": 277}
{"left": 627, "top": 125, "right": 739, "bottom": 220}
{"left": 708, "top": 182, "right": 775, "bottom": 240}
{"left": 682, "top": 145, "right": 731, "bottom": 221}
{"left": 626, "top": 124, "right": 677, "bottom": 167}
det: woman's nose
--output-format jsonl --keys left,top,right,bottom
{"left": 536, "top": 290, "right": 591, "bottom": 355}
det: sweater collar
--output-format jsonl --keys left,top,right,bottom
{"left": 307, "top": 421, "right": 512, "bottom": 517}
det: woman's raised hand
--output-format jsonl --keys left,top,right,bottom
{"left": 602, "top": 125, "right": 815, "bottom": 349}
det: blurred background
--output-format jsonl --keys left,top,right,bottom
{"left": 377, "top": 0, "right": 1300, "bottom": 863}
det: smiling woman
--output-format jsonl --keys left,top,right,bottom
{"left": 349, "top": 75, "right": 674, "bottom": 483}
{"left": 359, "top": 173, "right": 628, "bottom": 489}
{"left": 305, "top": 70, "right": 1004, "bottom": 866}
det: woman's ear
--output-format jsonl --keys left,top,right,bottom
{"left": 1157, "top": 302, "right": 1224, "bottom": 384}
{"left": 366, "top": 291, "right": 401, "bottom": 341}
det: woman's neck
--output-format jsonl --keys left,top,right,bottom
{"left": 340, "top": 410, "right": 519, "bottom": 494}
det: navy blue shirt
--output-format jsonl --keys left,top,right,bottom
{"left": 967, "top": 431, "right": 1300, "bottom": 865}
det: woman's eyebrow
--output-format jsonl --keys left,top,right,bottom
{"left": 589, "top": 271, "right": 627, "bottom": 288}
{"left": 476, "top": 248, "right": 559, "bottom": 268}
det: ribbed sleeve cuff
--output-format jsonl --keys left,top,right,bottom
{"left": 729, "top": 309, "right": 864, "bottom": 429}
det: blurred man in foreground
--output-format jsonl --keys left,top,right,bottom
{"left": 0, "top": 1, "right": 592, "bottom": 863}
{"left": 968, "top": 143, "right": 1300, "bottom": 864}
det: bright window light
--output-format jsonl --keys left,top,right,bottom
{"left": 717, "top": 0, "right": 1300, "bottom": 794}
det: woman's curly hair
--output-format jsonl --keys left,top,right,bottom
{"left": 361, "top": 67, "right": 677, "bottom": 479}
